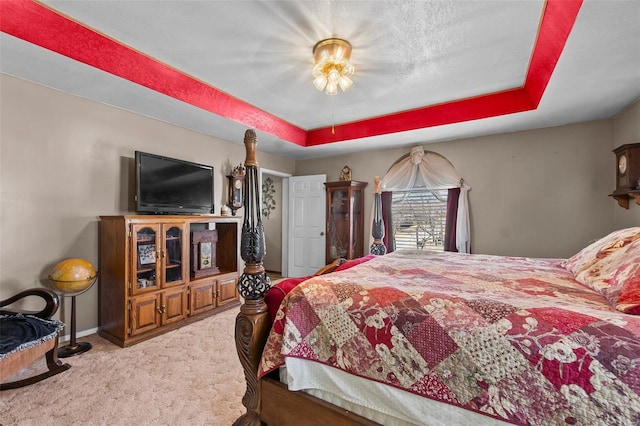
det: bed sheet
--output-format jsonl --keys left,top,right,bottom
{"left": 283, "top": 357, "right": 511, "bottom": 426}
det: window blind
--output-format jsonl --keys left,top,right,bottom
{"left": 391, "top": 190, "right": 448, "bottom": 251}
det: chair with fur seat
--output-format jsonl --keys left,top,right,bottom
{"left": 0, "top": 288, "right": 70, "bottom": 390}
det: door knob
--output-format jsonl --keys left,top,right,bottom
{"left": 320, "top": 232, "right": 325, "bottom": 236}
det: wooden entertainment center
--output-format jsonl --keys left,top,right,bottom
{"left": 98, "top": 215, "right": 241, "bottom": 347}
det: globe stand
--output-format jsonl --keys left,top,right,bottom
{"left": 58, "top": 294, "right": 92, "bottom": 358}
{"left": 47, "top": 258, "right": 98, "bottom": 358}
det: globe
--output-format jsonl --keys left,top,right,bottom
{"left": 48, "top": 258, "right": 97, "bottom": 296}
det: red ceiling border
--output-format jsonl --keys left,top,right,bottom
{"left": 0, "top": 0, "right": 307, "bottom": 146}
{"left": 0, "top": 0, "right": 583, "bottom": 148}
{"left": 525, "top": 0, "right": 583, "bottom": 107}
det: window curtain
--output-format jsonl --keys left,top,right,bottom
{"left": 444, "top": 187, "right": 460, "bottom": 252}
{"left": 377, "top": 146, "right": 471, "bottom": 253}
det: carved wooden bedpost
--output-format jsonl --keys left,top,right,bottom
{"left": 370, "top": 176, "right": 387, "bottom": 255}
{"left": 234, "top": 129, "right": 271, "bottom": 426}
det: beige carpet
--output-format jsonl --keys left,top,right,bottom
{"left": 1, "top": 307, "right": 246, "bottom": 426}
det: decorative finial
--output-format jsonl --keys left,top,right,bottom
{"left": 244, "top": 129, "right": 258, "bottom": 167}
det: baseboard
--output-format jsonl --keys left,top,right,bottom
{"left": 60, "top": 327, "right": 98, "bottom": 343}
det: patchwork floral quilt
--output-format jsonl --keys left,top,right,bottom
{"left": 259, "top": 251, "right": 640, "bottom": 425}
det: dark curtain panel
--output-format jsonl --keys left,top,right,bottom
{"left": 444, "top": 187, "right": 460, "bottom": 252}
{"left": 381, "top": 191, "right": 395, "bottom": 253}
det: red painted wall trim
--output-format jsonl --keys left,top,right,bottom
{"left": 525, "top": 0, "right": 583, "bottom": 107}
{"left": 0, "top": 0, "right": 307, "bottom": 146}
{"left": 1, "top": 0, "right": 582, "bottom": 148}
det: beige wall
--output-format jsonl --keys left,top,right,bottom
{"left": 296, "top": 120, "right": 618, "bottom": 259}
{"left": 613, "top": 99, "right": 640, "bottom": 228}
{"left": 0, "top": 75, "right": 295, "bottom": 332}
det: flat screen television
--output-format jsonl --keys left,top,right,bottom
{"left": 135, "top": 151, "right": 214, "bottom": 215}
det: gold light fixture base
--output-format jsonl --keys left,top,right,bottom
{"left": 313, "top": 38, "right": 352, "bottom": 64}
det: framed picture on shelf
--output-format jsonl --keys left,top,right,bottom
{"left": 138, "top": 243, "right": 156, "bottom": 265}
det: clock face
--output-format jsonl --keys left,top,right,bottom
{"left": 234, "top": 179, "right": 242, "bottom": 189}
{"left": 618, "top": 154, "right": 628, "bottom": 175}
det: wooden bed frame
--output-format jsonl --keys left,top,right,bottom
{"left": 233, "top": 130, "right": 381, "bottom": 425}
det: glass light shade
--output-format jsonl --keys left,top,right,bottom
{"left": 343, "top": 63, "right": 355, "bottom": 77}
{"left": 313, "top": 75, "right": 328, "bottom": 91}
{"left": 338, "top": 75, "right": 353, "bottom": 91}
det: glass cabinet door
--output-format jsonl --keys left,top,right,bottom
{"left": 328, "top": 188, "right": 350, "bottom": 260}
{"left": 132, "top": 224, "right": 160, "bottom": 294}
{"left": 162, "top": 224, "right": 187, "bottom": 287}
{"left": 351, "top": 188, "right": 363, "bottom": 258}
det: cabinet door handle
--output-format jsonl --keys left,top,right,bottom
{"left": 157, "top": 305, "right": 166, "bottom": 314}
{"left": 320, "top": 232, "right": 325, "bottom": 236}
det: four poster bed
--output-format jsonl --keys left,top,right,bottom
{"left": 234, "top": 130, "right": 640, "bottom": 425}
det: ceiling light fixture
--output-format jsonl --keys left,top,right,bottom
{"left": 312, "top": 38, "right": 354, "bottom": 95}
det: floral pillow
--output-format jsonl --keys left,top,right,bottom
{"left": 575, "top": 237, "right": 640, "bottom": 314}
{"left": 561, "top": 227, "right": 640, "bottom": 275}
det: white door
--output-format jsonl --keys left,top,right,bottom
{"left": 288, "top": 174, "right": 326, "bottom": 277}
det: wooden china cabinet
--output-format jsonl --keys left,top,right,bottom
{"left": 98, "top": 215, "right": 241, "bottom": 347}
{"left": 324, "top": 181, "right": 368, "bottom": 263}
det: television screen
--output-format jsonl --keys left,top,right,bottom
{"left": 135, "top": 151, "right": 214, "bottom": 215}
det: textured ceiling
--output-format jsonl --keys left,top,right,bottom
{"left": 1, "top": 0, "right": 639, "bottom": 159}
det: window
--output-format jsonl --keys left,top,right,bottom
{"left": 391, "top": 189, "right": 448, "bottom": 251}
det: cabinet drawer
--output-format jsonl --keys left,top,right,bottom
{"left": 189, "top": 279, "right": 216, "bottom": 315}
{"left": 218, "top": 275, "right": 239, "bottom": 306}
{"left": 162, "top": 287, "right": 187, "bottom": 324}
{"left": 130, "top": 293, "right": 161, "bottom": 336}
